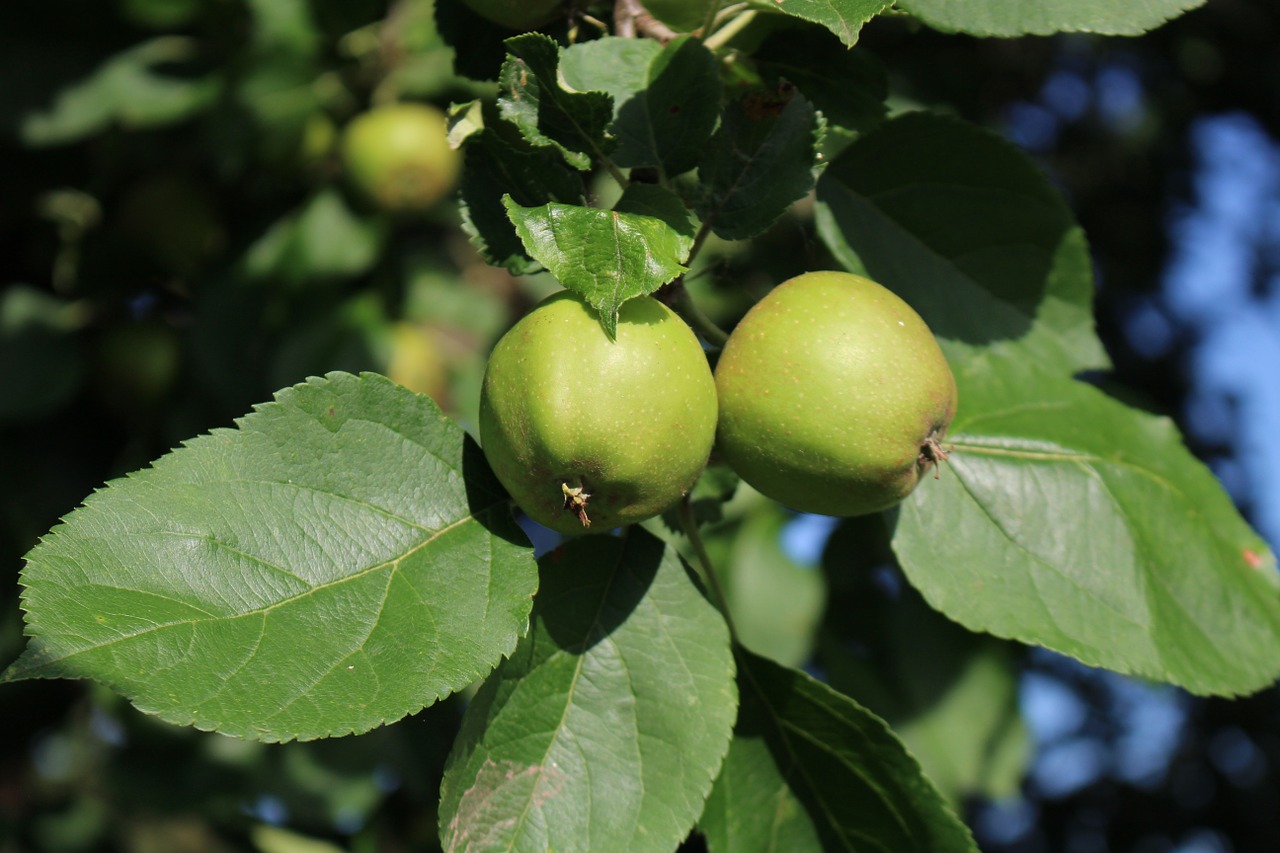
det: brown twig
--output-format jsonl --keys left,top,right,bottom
{"left": 614, "top": 0, "right": 681, "bottom": 42}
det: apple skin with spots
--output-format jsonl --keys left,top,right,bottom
{"left": 714, "top": 270, "right": 958, "bottom": 517}
{"left": 480, "top": 291, "right": 717, "bottom": 534}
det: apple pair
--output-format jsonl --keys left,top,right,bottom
{"left": 479, "top": 271, "right": 958, "bottom": 533}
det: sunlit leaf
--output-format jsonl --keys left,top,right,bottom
{"left": 815, "top": 111, "right": 1109, "bottom": 375}
{"left": 894, "top": 354, "right": 1280, "bottom": 696}
{"left": 452, "top": 99, "right": 587, "bottom": 274}
{"left": 504, "top": 196, "right": 688, "bottom": 337}
{"left": 440, "top": 530, "right": 736, "bottom": 852}
{"left": 751, "top": 0, "right": 895, "bottom": 47}
{"left": 701, "top": 648, "right": 977, "bottom": 852}
{"left": 897, "top": 0, "right": 1207, "bottom": 36}
{"left": 3, "top": 373, "right": 538, "bottom": 742}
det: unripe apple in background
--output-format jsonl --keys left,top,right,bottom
{"left": 480, "top": 291, "right": 717, "bottom": 534}
{"left": 459, "top": 0, "right": 563, "bottom": 30}
{"left": 385, "top": 321, "right": 448, "bottom": 404}
{"left": 715, "top": 270, "right": 958, "bottom": 517}
{"left": 339, "top": 103, "right": 460, "bottom": 214}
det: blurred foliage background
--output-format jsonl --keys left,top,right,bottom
{"left": 3, "top": 1, "right": 1280, "bottom": 851}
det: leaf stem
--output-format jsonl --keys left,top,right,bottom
{"left": 667, "top": 282, "right": 730, "bottom": 349}
{"left": 699, "top": 1, "right": 727, "bottom": 38}
{"left": 602, "top": 156, "right": 631, "bottom": 190}
{"left": 678, "top": 496, "right": 738, "bottom": 641}
{"left": 703, "top": 9, "right": 755, "bottom": 51}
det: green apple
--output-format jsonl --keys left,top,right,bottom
{"left": 460, "top": 0, "right": 563, "bottom": 30}
{"left": 480, "top": 290, "right": 717, "bottom": 534}
{"left": 385, "top": 321, "right": 448, "bottom": 403}
{"left": 340, "top": 103, "right": 460, "bottom": 214}
{"left": 715, "top": 270, "right": 957, "bottom": 517}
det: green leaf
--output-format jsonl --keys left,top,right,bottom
{"left": 20, "top": 37, "right": 220, "bottom": 146}
{"left": 439, "top": 530, "right": 736, "bottom": 853}
{"left": 562, "top": 36, "right": 722, "bottom": 177}
{"left": 614, "top": 183, "right": 698, "bottom": 258}
{"left": 753, "top": 26, "right": 889, "bottom": 133}
{"left": 242, "top": 189, "right": 388, "bottom": 286}
{"left": 893, "top": 354, "right": 1280, "bottom": 697}
{"left": 749, "top": 0, "right": 895, "bottom": 47}
{"left": 451, "top": 99, "right": 587, "bottom": 275}
{"left": 697, "top": 88, "right": 822, "bottom": 241}
{"left": 560, "top": 36, "right": 662, "bottom": 118}
{"left": 498, "top": 33, "right": 615, "bottom": 171}
{"left": 244, "top": 0, "right": 320, "bottom": 57}
{"left": 896, "top": 0, "right": 1206, "bottom": 36}
{"left": 503, "top": 196, "right": 689, "bottom": 338}
{"left": 815, "top": 111, "right": 1109, "bottom": 375}
{"left": 2, "top": 373, "right": 538, "bottom": 742}
{"left": 700, "top": 648, "right": 977, "bottom": 853}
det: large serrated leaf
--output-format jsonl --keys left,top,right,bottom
{"left": 439, "top": 530, "right": 737, "bottom": 853}
{"left": 749, "top": 0, "right": 895, "bottom": 47}
{"left": 497, "top": 33, "right": 614, "bottom": 171}
{"left": 893, "top": 354, "right": 1280, "bottom": 697}
{"left": 452, "top": 99, "right": 587, "bottom": 275}
{"left": 815, "top": 111, "right": 1109, "bottom": 376}
{"left": 697, "top": 88, "right": 822, "bottom": 241}
{"left": 700, "top": 648, "right": 977, "bottom": 853}
{"left": 503, "top": 196, "right": 689, "bottom": 337}
{"left": 562, "top": 36, "right": 721, "bottom": 177}
{"left": 613, "top": 183, "right": 698, "bottom": 254}
{"left": 2, "top": 373, "right": 538, "bottom": 742}
{"left": 897, "top": 0, "right": 1206, "bottom": 37}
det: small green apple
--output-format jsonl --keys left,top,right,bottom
{"left": 715, "top": 270, "right": 957, "bottom": 517}
{"left": 459, "top": 0, "right": 563, "bottom": 30}
{"left": 480, "top": 290, "right": 717, "bottom": 534}
{"left": 385, "top": 321, "right": 448, "bottom": 403}
{"left": 340, "top": 103, "right": 460, "bottom": 214}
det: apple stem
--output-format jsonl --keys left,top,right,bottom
{"left": 678, "top": 495, "right": 739, "bottom": 641}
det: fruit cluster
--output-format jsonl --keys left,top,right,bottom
{"left": 479, "top": 271, "right": 958, "bottom": 532}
